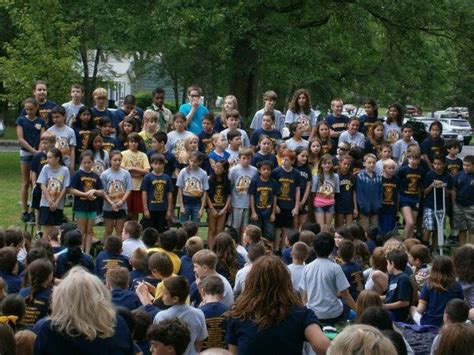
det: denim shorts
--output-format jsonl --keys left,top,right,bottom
{"left": 20, "top": 154, "right": 33, "bottom": 163}
{"left": 314, "top": 205, "right": 335, "bottom": 213}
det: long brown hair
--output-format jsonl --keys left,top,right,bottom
{"left": 435, "top": 323, "right": 474, "bottom": 355}
{"left": 428, "top": 256, "right": 456, "bottom": 292}
{"left": 289, "top": 89, "right": 311, "bottom": 115}
{"left": 355, "top": 290, "right": 383, "bottom": 323}
{"left": 212, "top": 233, "right": 239, "bottom": 284}
{"left": 230, "top": 256, "right": 302, "bottom": 328}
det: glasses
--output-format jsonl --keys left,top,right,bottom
{"left": 338, "top": 147, "right": 349, "bottom": 151}
{"left": 189, "top": 94, "right": 200, "bottom": 98}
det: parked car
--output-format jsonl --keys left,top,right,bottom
{"left": 439, "top": 118, "right": 472, "bottom": 145}
{"left": 445, "top": 107, "right": 469, "bottom": 119}
{"left": 433, "top": 111, "right": 458, "bottom": 120}
{"left": 419, "top": 119, "right": 464, "bottom": 148}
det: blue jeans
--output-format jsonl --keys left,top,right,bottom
{"left": 180, "top": 204, "right": 201, "bottom": 223}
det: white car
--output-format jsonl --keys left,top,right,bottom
{"left": 445, "top": 107, "right": 469, "bottom": 119}
{"left": 439, "top": 118, "right": 472, "bottom": 145}
{"left": 416, "top": 118, "right": 464, "bottom": 147}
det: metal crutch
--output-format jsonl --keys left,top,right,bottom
{"left": 434, "top": 185, "right": 446, "bottom": 255}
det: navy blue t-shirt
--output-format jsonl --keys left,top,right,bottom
{"left": 140, "top": 172, "right": 174, "bottom": 212}
{"left": 226, "top": 306, "right": 320, "bottom": 355}
{"left": 73, "top": 126, "right": 97, "bottom": 158}
{"left": 0, "top": 271, "right": 22, "bottom": 294}
{"left": 20, "top": 101, "right": 56, "bottom": 128}
{"left": 130, "top": 276, "right": 160, "bottom": 292}
{"left": 419, "top": 282, "right": 464, "bottom": 327}
{"left": 91, "top": 107, "right": 116, "bottom": 127}
{"left": 208, "top": 175, "right": 231, "bottom": 210}
{"left": 397, "top": 165, "right": 423, "bottom": 200}
{"left": 358, "top": 115, "right": 380, "bottom": 135}
{"left": 111, "top": 288, "right": 141, "bottom": 310}
{"left": 325, "top": 114, "right": 349, "bottom": 144}
{"left": 381, "top": 175, "right": 400, "bottom": 213}
{"left": 250, "top": 128, "right": 282, "bottom": 147}
{"left": 16, "top": 116, "right": 46, "bottom": 151}
{"left": 271, "top": 167, "right": 301, "bottom": 210}
{"left": 94, "top": 251, "right": 130, "bottom": 280}
{"left": 198, "top": 130, "right": 215, "bottom": 155}
{"left": 454, "top": 171, "right": 474, "bottom": 206}
{"left": 55, "top": 251, "right": 94, "bottom": 278}
{"left": 31, "top": 151, "right": 48, "bottom": 178}
{"left": 364, "top": 138, "right": 384, "bottom": 157}
{"left": 423, "top": 171, "right": 453, "bottom": 209}
{"left": 128, "top": 269, "right": 146, "bottom": 289}
{"left": 335, "top": 172, "right": 355, "bottom": 214}
{"left": 251, "top": 152, "right": 278, "bottom": 169}
{"left": 19, "top": 286, "right": 52, "bottom": 327}
{"left": 113, "top": 107, "right": 144, "bottom": 131}
{"left": 200, "top": 301, "right": 228, "bottom": 350}
{"left": 341, "top": 261, "right": 364, "bottom": 300}
{"left": 178, "top": 254, "right": 196, "bottom": 285}
{"left": 248, "top": 176, "right": 280, "bottom": 218}
{"left": 446, "top": 157, "right": 463, "bottom": 177}
{"left": 147, "top": 150, "right": 176, "bottom": 179}
{"left": 421, "top": 137, "right": 445, "bottom": 163}
{"left": 295, "top": 164, "right": 312, "bottom": 193}
{"left": 33, "top": 315, "right": 134, "bottom": 354}
{"left": 70, "top": 169, "right": 103, "bottom": 212}
{"left": 385, "top": 272, "right": 413, "bottom": 322}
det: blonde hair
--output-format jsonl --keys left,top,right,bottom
{"left": 144, "top": 109, "right": 158, "bottom": 122}
{"left": 92, "top": 87, "right": 107, "bottom": 100}
{"left": 327, "top": 324, "right": 397, "bottom": 355}
{"left": 382, "top": 159, "right": 397, "bottom": 168}
{"left": 50, "top": 267, "right": 116, "bottom": 341}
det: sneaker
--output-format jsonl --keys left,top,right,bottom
{"left": 446, "top": 235, "right": 459, "bottom": 246}
{"left": 21, "top": 211, "right": 29, "bottom": 222}
{"left": 95, "top": 215, "right": 104, "bottom": 226}
{"left": 33, "top": 231, "right": 43, "bottom": 240}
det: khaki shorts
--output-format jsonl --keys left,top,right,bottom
{"left": 453, "top": 204, "right": 474, "bottom": 231}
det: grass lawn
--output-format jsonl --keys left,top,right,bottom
{"left": 0, "top": 151, "right": 209, "bottom": 241}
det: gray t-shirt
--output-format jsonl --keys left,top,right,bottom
{"left": 153, "top": 304, "right": 208, "bottom": 355}
{"left": 220, "top": 128, "right": 250, "bottom": 148}
{"left": 225, "top": 148, "right": 240, "bottom": 167}
{"left": 37, "top": 165, "right": 71, "bottom": 209}
{"left": 229, "top": 164, "right": 258, "bottom": 208}
{"left": 166, "top": 130, "right": 193, "bottom": 155}
{"left": 121, "top": 239, "right": 146, "bottom": 258}
{"left": 288, "top": 263, "right": 305, "bottom": 292}
{"left": 100, "top": 168, "right": 133, "bottom": 211}
{"left": 47, "top": 125, "right": 77, "bottom": 168}
{"left": 284, "top": 137, "right": 309, "bottom": 151}
{"left": 339, "top": 131, "right": 366, "bottom": 148}
{"left": 176, "top": 167, "right": 209, "bottom": 203}
{"left": 392, "top": 138, "right": 418, "bottom": 164}
{"left": 285, "top": 109, "right": 318, "bottom": 137}
{"left": 62, "top": 101, "right": 84, "bottom": 126}
{"left": 250, "top": 108, "right": 285, "bottom": 132}
{"left": 299, "top": 258, "right": 350, "bottom": 319}
{"left": 311, "top": 173, "right": 340, "bottom": 194}
{"left": 234, "top": 264, "right": 252, "bottom": 295}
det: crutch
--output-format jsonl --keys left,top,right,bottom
{"left": 434, "top": 186, "right": 446, "bottom": 255}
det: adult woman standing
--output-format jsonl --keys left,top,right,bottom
{"left": 33, "top": 267, "right": 134, "bottom": 354}
{"left": 226, "top": 255, "right": 330, "bottom": 355}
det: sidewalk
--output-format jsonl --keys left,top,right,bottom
{"left": 0, "top": 139, "right": 19, "bottom": 147}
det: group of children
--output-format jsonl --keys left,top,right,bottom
{"left": 0, "top": 215, "right": 473, "bottom": 354}
{"left": 8, "top": 80, "right": 474, "bottom": 353}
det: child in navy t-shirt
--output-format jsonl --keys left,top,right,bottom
{"left": 178, "top": 237, "right": 204, "bottom": 285}
{"left": 106, "top": 267, "right": 141, "bottom": 310}
{"left": 199, "top": 275, "right": 228, "bottom": 351}
{"left": 339, "top": 240, "right": 364, "bottom": 301}
{"left": 383, "top": 250, "right": 413, "bottom": 322}
{"left": 95, "top": 236, "right": 130, "bottom": 280}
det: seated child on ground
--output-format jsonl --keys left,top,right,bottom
{"left": 95, "top": 236, "right": 130, "bottom": 281}
{"left": 106, "top": 266, "right": 141, "bottom": 310}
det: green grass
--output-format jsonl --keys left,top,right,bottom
{"left": 1, "top": 125, "right": 17, "bottom": 140}
{"left": 0, "top": 152, "right": 26, "bottom": 229}
{"left": 0, "top": 151, "right": 209, "bottom": 241}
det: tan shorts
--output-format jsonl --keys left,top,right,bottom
{"left": 453, "top": 204, "right": 474, "bottom": 231}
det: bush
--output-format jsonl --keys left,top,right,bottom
{"left": 134, "top": 91, "right": 151, "bottom": 110}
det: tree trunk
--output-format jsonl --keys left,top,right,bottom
{"left": 80, "top": 45, "right": 91, "bottom": 106}
{"left": 228, "top": 38, "right": 258, "bottom": 121}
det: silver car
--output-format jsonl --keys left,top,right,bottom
{"left": 439, "top": 118, "right": 472, "bottom": 145}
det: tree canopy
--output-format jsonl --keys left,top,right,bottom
{"left": 0, "top": 0, "right": 472, "bottom": 118}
